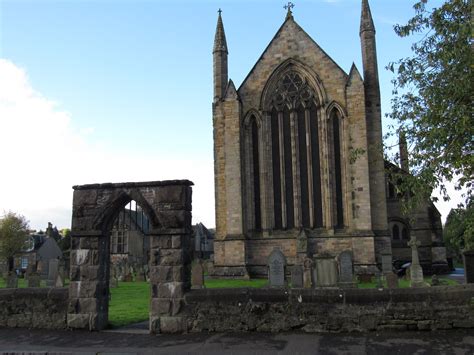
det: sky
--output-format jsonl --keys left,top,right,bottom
{"left": 0, "top": 0, "right": 464, "bottom": 231}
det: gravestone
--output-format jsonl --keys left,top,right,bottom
{"left": 431, "top": 274, "right": 440, "bottom": 286}
{"left": 463, "top": 251, "right": 474, "bottom": 284}
{"left": 303, "top": 257, "right": 313, "bottom": 288}
{"left": 191, "top": 261, "right": 204, "bottom": 289}
{"left": 386, "top": 273, "right": 399, "bottom": 289}
{"left": 381, "top": 249, "right": 393, "bottom": 274}
{"left": 6, "top": 272, "right": 18, "bottom": 288}
{"left": 47, "top": 259, "right": 59, "bottom": 287}
{"left": 268, "top": 249, "right": 286, "bottom": 287}
{"left": 359, "top": 274, "right": 372, "bottom": 283}
{"left": 314, "top": 256, "right": 338, "bottom": 287}
{"left": 291, "top": 265, "right": 303, "bottom": 288}
{"left": 27, "top": 272, "right": 41, "bottom": 288}
{"left": 55, "top": 273, "right": 64, "bottom": 287}
{"left": 297, "top": 230, "right": 308, "bottom": 254}
{"left": 408, "top": 236, "right": 425, "bottom": 287}
{"left": 338, "top": 251, "right": 355, "bottom": 288}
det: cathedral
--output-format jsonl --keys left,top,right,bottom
{"left": 212, "top": 1, "right": 449, "bottom": 277}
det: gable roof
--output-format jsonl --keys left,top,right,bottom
{"left": 238, "top": 16, "right": 349, "bottom": 92}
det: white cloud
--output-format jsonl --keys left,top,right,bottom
{"left": 0, "top": 59, "right": 215, "bottom": 230}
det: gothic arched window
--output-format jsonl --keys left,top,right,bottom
{"left": 269, "top": 71, "right": 322, "bottom": 230}
{"left": 243, "top": 114, "right": 261, "bottom": 232}
{"left": 328, "top": 109, "right": 344, "bottom": 228}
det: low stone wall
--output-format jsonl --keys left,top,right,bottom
{"left": 0, "top": 288, "right": 68, "bottom": 329}
{"left": 184, "top": 285, "right": 474, "bottom": 333}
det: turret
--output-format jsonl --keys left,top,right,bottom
{"left": 399, "top": 131, "right": 409, "bottom": 172}
{"left": 213, "top": 9, "right": 228, "bottom": 102}
{"left": 359, "top": 0, "right": 388, "bottom": 234}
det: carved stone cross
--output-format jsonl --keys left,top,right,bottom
{"left": 408, "top": 235, "right": 421, "bottom": 266}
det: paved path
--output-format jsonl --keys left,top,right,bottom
{"left": 0, "top": 328, "right": 473, "bottom": 354}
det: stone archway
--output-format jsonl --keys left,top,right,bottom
{"left": 67, "top": 180, "right": 193, "bottom": 333}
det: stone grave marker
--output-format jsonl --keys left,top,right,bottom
{"left": 27, "top": 272, "right": 41, "bottom": 288}
{"left": 463, "top": 251, "right": 474, "bottom": 284}
{"left": 291, "top": 265, "right": 303, "bottom": 288}
{"left": 386, "top": 273, "right": 399, "bottom": 289}
{"left": 47, "top": 259, "right": 59, "bottom": 287}
{"left": 191, "top": 260, "right": 204, "bottom": 289}
{"left": 381, "top": 249, "right": 393, "bottom": 274}
{"left": 268, "top": 249, "right": 286, "bottom": 287}
{"left": 431, "top": 274, "right": 440, "bottom": 286}
{"left": 375, "top": 273, "right": 383, "bottom": 289}
{"left": 338, "top": 251, "right": 355, "bottom": 288}
{"left": 55, "top": 273, "right": 64, "bottom": 287}
{"left": 303, "top": 257, "right": 313, "bottom": 288}
{"left": 6, "top": 272, "right": 18, "bottom": 288}
{"left": 314, "top": 256, "right": 338, "bottom": 287}
{"left": 408, "top": 236, "right": 425, "bottom": 287}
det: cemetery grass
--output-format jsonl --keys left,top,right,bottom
{"left": 205, "top": 278, "right": 268, "bottom": 288}
{"left": 357, "top": 276, "right": 459, "bottom": 289}
{"left": 108, "top": 281, "right": 150, "bottom": 328}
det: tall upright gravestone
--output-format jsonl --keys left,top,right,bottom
{"left": 338, "top": 251, "right": 355, "bottom": 288}
{"left": 268, "top": 249, "right": 286, "bottom": 287}
{"left": 314, "top": 255, "right": 338, "bottom": 287}
{"left": 408, "top": 236, "right": 425, "bottom": 288}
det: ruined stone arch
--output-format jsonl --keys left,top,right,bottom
{"left": 92, "top": 189, "right": 161, "bottom": 232}
{"left": 68, "top": 180, "right": 193, "bottom": 333}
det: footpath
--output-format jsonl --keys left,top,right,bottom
{"left": 0, "top": 327, "right": 473, "bottom": 354}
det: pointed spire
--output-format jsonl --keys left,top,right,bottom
{"left": 347, "top": 63, "right": 363, "bottom": 86}
{"left": 213, "top": 9, "right": 228, "bottom": 54}
{"left": 224, "top": 79, "right": 238, "bottom": 100}
{"left": 399, "top": 130, "right": 409, "bottom": 172}
{"left": 360, "top": 0, "right": 375, "bottom": 35}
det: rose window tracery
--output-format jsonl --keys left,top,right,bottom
{"left": 271, "top": 72, "right": 314, "bottom": 110}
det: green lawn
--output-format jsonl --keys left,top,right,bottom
{"left": 205, "top": 278, "right": 268, "bottom": 288}
{"left": 357, "top": 276, "right": 459, "bottom": 289}
{"left": 108, "top": 281, "right": 150, "bottom": 328}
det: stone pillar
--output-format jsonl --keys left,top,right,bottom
{"left": 463, "top": 251, "right": 474, "bottom": 284}
{"left": 68, "top": 232, "right": 108, "bottom": 330}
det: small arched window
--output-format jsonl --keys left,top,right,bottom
{"left": 389, "top": 220, "right": 409, "bottom": 242}
{"left": 392, "top": 225, "right": 400, "bottom": 240}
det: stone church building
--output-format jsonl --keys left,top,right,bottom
{"left": 212, "top": 1, "right": 448, "bottom": 277}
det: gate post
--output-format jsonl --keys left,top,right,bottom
{"left": 149, "top": 183, "right": 193, "bottom": 334}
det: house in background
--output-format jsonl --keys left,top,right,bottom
{"left": 193, "top": 223, "right": 214, "bottom": 259}
{"left": 16, "top": 223, "right": 63, "bottom": 278}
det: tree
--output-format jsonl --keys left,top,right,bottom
{"left": 0, "top": 212, "right": 30, "bottom": 271}
{"left": 386, "top": 0, "right": 473, "bottom": 210}
{"left": 444, "top": 198, "right": 474, "bottom": 254}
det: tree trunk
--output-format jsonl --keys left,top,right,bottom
{"left": 8, "top": 257, "right": 14, "bottom": 272}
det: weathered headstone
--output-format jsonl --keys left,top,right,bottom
{"left": 359, "top": 274, "right": 373, "bottom": 283}
{"left": 27, "top": 272, "right": 41, "bottom": 288}
{"left": 314, "top": 256, "right": 338, "bottom": 287}
{"left": 303, "top": 257, "right": 313, "bottom": 288}
{"left": 463, "top": 251, "right": 474, "bottom": 284}
{"left": 291, "top": 265, "right": 303, "bottom": 288}
{"left": 381, "top": 249, "right": 393, "bottom": 275}
{"left": 431, "top": 274, "right": 440, "bottom": 286}
{"left": 338, "top": 251, "right": 355, "bottom": 287}
{"left": 6, "top": 272, "right": 18, "bottom": 288}
{"left": 191, "top": 261, "right": 204, "bottom": 289}
{"left": 386, "top": 273, "right": 399, "bottom": 289}
{"left": 55, "top": 273, "right": 64, "bottom": 287}
{"left": 47, "top": 259, "right": 59, "bottom": 287}
{"left": 268, "top": 249, "right": 286, "bottom": 287}
{"left": 408, "top": 236, "right": 425, "bottom": 287}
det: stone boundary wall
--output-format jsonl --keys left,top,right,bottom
{"left": 184, "top": 285, "right": 474, "bottom": 333}
{"left": 0, "top": 288, "right": 68, "bottom": 329}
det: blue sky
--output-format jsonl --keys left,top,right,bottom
{"left": 0, "top": 0, "right": 458, "bottom": 230}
